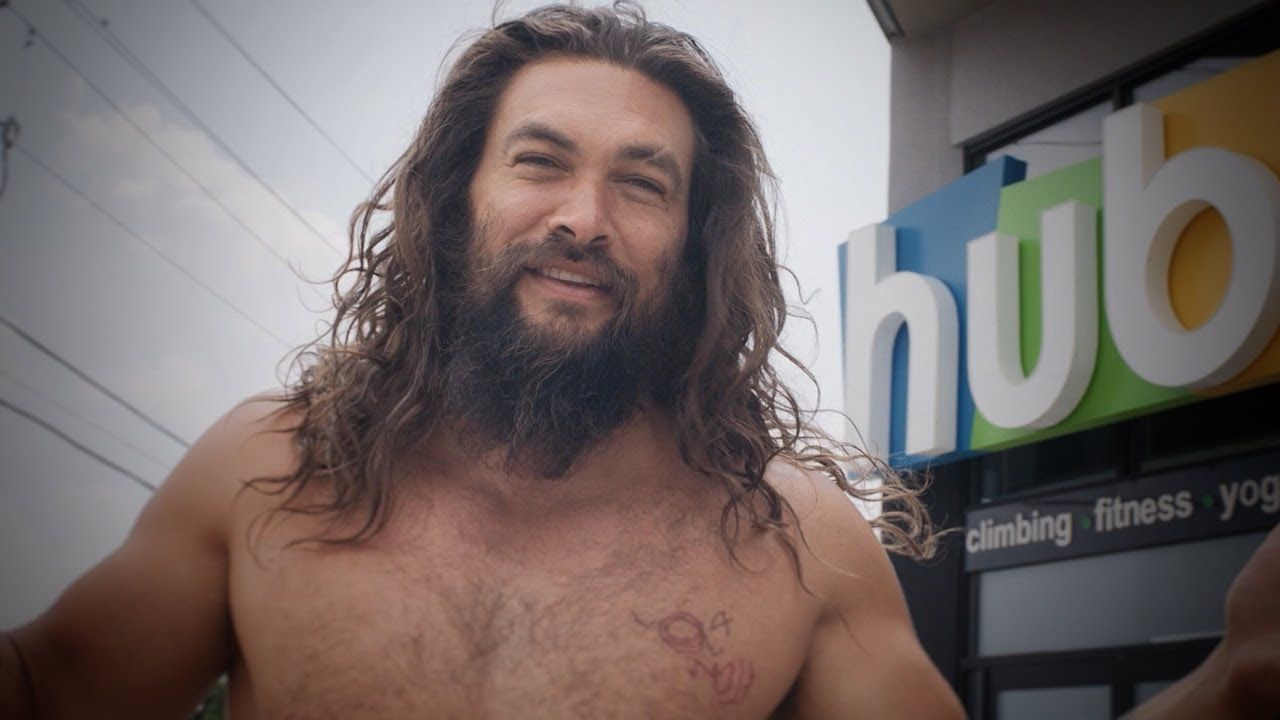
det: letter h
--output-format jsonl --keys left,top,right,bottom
{"left": 844, "top": 224, "right": 959, "bottom": 458}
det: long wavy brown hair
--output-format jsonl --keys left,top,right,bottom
{"left": 257, "top": 2, "right": 938, "bottom": 563}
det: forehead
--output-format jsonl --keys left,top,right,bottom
{"left": 485, "top": 57, "right": 696, "bottom": 172}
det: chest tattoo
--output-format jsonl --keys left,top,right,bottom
{"left": 633, "top": 608, "right": 756, "bottom": 705}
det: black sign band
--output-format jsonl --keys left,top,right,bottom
{"left": 964, "top": 449, "right": 1280, "bottom": 572}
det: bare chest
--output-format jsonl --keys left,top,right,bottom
{"left": 227, "top": 505, "right": 816, "bottom": 719}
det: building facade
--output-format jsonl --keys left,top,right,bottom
{"left": 848, "top": 1, "right": 1280, "bottom": 717}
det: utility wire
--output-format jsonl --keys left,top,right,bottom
{"left": 0, "top": 314, "right": 192, "bottom": 448}
{"left": 5, "top": 12, "right": 299, "bottom": 273}
{"left": 1, "top": 396, "right": 158, "bottom": 492}
{"left": 0, "top": 368, "right": 175, "bottom": 469}
{"left": 57, "top": 0, "right": 342, "bottom": 254}
{"left": 187, "top": 0, "right": 375, "bottom": 185}
{"left": 12, "top": 143, "right": 291, "bottom": 349}
{"left": 0, "top": 11, "right": 34, "bottom": 201}
{"left": 0, "top": 115, "right": 16, "bottom": 199}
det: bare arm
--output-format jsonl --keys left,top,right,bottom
{"left": 776, "top": 471, "right": 965, "bottom": 720}
{"left": 1, "top": 398, "right": 289, "bottom": 719}
{"left": 1126, "top": 523, "right": 1280, "bottom": 720}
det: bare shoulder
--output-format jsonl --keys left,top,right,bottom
{"left": 765, "top": 461, "right": 964, "bottom": 719}
{"left": 764, "top": 461, "right": 893, "bottom": 607}
{"left": 200, "top": 394, "right": 302, "bottom": 485}
{"left": 203, "top": 393, "right": 301, "bottom": 472}
{"left": 154, "top": 393, "right": 301, "bottom": 545}
{"left": 6, "top": 393, "right": 304, "bottom": 718}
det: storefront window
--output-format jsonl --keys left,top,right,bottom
{"left": 1139, "top": 383, "right": 1280, "bottom": 472}
{"left": 1133, "top": 57, "right": 1249, "bottom": 103}
{"left": 996, "top": 685, "right": 1110, "bottom": 720}
{"left": 977, "top": 532, "right": 1264, "bottom": 656}
{"left": 982, "top": 102, "right": 1109, "bottom": 181}
{"left": 1134, "top": 680, "right": 1175, "bottom": 706}
{"left": 978, "top": 424, "right": 1120, "bottom": 502}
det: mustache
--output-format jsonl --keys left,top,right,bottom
{"left": 466, "top": 232, "right": 640, "bottom": 308}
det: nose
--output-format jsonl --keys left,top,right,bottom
{"left": 545, "top": 177, "right": 612, "bottom": 246}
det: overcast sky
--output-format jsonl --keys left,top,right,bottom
{"left": 0, "top": 0, "right": 890, "bottom": 627}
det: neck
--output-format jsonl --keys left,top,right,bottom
{"left": 414, "top": 404, "right": 695, "bottom": 515}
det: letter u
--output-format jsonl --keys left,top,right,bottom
{"left": 966, "top": 201, "right": 1098, "bottom": 428}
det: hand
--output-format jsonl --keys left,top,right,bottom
{"left": 1218, "top": 523, "right": 1280, "bottom": 718}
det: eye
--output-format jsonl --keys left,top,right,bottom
{"left": 625, "top": 176, "right": 665, "bottom": 195}
{"left": 515, "top": 154, "right": 559, "bottom": 169}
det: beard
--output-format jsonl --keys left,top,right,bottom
{"left": 438, "top": 225, "right": 699, "bottom": 480}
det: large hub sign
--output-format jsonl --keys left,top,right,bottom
{"left": 840, "top": 52, "right": 1280, "bottom": 467}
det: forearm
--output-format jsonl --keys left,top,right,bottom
{"left": 1132, "top": 525, "right": 1280, "bottom": 719}
{"left": 2, "top": 632, "right": 36, "bottom": 720}
{"left": 1124, "top": 643, "right": 1273, "bottom": 720}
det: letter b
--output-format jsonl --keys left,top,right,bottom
{"left": 1103, "top": 103, "right": 1280, "bottom": 389}
{"left": 1015, "top": 514, "right": 1032, "bottom": 543}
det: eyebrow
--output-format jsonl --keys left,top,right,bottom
{"left": 502, "top": 120, "right": 578, "bottom": 155}
{"left": 502, "top": 120, "right": 686, "bottom": 195}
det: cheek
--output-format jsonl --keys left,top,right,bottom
{"left": 615, "top": 205, "right": 684, "bottom": 262}
{"left": 634, "top": 239, "right": 686, "bottom": 303}
{"left": 484, "top": 184, "right": 559, "bottom": 239}
{"left": 469, "top": 188, "right": 547, "bottom": 270}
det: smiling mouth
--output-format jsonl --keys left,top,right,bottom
{"left": 528, "top": 266, "right": 611, "bottom": 292}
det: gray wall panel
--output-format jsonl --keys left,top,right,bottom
{"left": 888, "top": 29, "right": 963, "bottom": 212}
{"left": 948, "top": 0, "right": 1264, "bottom": 144}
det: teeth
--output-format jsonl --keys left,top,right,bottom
{"left": 537, "top": 267, "right": 603, "bottom": 288}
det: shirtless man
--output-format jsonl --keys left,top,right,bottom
{"left": 3, "top": 5, "right": 1278, "bottom": 718}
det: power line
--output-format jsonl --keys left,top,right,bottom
{"left": 12, "top": 142, "right": 291, "bottom": 349}
{"left": 187, "top": 0, "right": 375, "bottom": 185}
{"left": 1, "top": 396, "right": 158, "bottom": 492}
{"left": 0, "top": 115, "right": 17, "bottom": 199}
{"left": 0, "top": 13, "right": 34, "bottom": 201}
{"left": 5, "top": 12, "right": 300, "bottom": 274}
{"left": 0, "top": 314, "right": 192, "bottom": 448}
{"left": 0, "top": 368, "right": 175, "bottom": 470}
{"left": 57, "top": 0, "right": 342, "bottom": 255}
